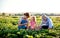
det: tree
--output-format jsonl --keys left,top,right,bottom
{"left": 9, "top": 14, "right": 11, "bottom": 16}
{"left": 2, "top": 12, "right": 5, "bottom": 16}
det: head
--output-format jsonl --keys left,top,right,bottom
{"left": 31, "top": 16, "right": 36, "bottom": 21}
{"left": 42, "top": 14, "right": 47, "bottom": 21}
{"left": 23, "top": 12, "right": 30, "bottom": 19}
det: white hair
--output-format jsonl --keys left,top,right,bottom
{"left": 42, "top": 13, "right": 47, "bottom": 17}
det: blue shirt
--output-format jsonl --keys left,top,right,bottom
{"left": 18, "top": 17, "right": 28, "bottom": 29}
{"left": 41, "top": 17, "right": 53, "bottom": 28}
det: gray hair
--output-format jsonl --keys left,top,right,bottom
{"left": 42, "top": 13, "right": 47, "bottom": 18}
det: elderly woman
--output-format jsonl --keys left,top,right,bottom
{"left": 40, "top": 14, "right": 53, "bottom": 29}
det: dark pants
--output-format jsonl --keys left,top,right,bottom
{"left": 42, "top": 26, "right": 49, "bottom": 29}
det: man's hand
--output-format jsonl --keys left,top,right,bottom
{"left": 48, "top": 28, "right": 52, "bottom": 30}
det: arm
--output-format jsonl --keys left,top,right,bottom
{"left": 18, "top": 20, "right": 28, "bottom": 26}
{"left": 48, "top": 19, "right": 53, "bottom": 29}
{"left": 25, "top": 20, "right": 29, "bottom": 26}
{"left": 18, "top": 17, "right": 27, "bottom": 26}
{"left": 18, "top": 20, "right": 23, "bottom": 26}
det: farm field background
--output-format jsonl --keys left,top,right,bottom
{"left": 0, "top": 16, "right": 60, "bottom": 38}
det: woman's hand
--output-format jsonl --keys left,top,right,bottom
{"left": 18, "top": 24, "right": 23, "bottom": 26}
{"left": 24, "top": 23, "right": 28, "bottom": 25}
{"left": 18, "top": 20, "right": 27, "bottom": 26}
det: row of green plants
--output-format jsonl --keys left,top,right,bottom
{"left": 0, "top": 29, "right": 60, "bottom": 38}
{"left": 0, "top": 16, "right": 60, "bottom": 38}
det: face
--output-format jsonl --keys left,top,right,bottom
{"left": 31, "top": 17, "right": 35, "bottom": 21}
{"left": 42, "top": 16, "right": 47, "bottom": 21}
{"left": 23, "top": 15, "right": 27, "bottom": 19}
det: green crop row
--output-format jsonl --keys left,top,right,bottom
{"left": 0, "top": 16, "right": 60, "bottom": 38}
{"left": 0, "top": 29, "right": 60, "bottom": 38}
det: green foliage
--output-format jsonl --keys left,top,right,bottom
{"left": 0, "top": 16, "right": 60, "bottom": 38}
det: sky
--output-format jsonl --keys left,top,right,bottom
{"left": 0, "top": 0, "right": 60, "bottom": 14}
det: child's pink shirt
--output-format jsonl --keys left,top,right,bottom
{"left": 30, "top": 21, "right": 36, "bottom": 29}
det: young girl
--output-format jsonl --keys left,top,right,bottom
{"left": 18, "top": 13, "right": 29, "bottom": 30}
{"left": 30, "top": 16, "right": 36, "bottom": 30}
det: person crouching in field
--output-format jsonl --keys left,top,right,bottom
{"left": 29, "top": 16, "right": 36, "bottom": 30}
{"left": 39, "top": 14, "right": 53, "bottom": 29}
{"left": 18, "top": 13, "right": 29, "bottom": 30}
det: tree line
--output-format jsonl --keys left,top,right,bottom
{"left": 0, "top": 12, "right": 60, "bottom": 16}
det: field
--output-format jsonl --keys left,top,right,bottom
{"left": 0, "top": 16, "right": 60, "bottom": 38}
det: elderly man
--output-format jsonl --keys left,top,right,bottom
{"left": 40, "top": 14, "right": 53, "bottom": 29}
